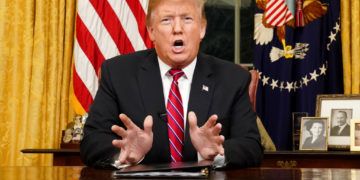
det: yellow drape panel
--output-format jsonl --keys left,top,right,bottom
{"left": 341, "top": 0, "right": 360, "bottom": 94}
{"left": 0, "top": 0, "right": 76, "bottom": 166}
{"left": 0, "top": 167, "right": 82, "bottom": 180}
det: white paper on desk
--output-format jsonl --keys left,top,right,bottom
{"left": 112, "top": 171, "right": 206, "bottom": 178}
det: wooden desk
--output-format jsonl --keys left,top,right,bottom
{"left": 262, "top": 151, "right": 360, "bottom": 168}
{"left": 21, "top": 149, "right": 360, "bottom": 168}
{"left": 21, "top": 149, "right": 83, "bottom": 166}
{"left": 1, "top": 166, "right": 360, "bottom": 180}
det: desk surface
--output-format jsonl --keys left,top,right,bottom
{"left": 1, "top": 166, "right": 360, "bottom": 180}
{"left": 21, "top": 149, "right": 360, "bottom": 168}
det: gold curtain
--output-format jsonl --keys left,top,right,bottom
{"left": 341, "top": 0, "right": 360, "bottom": 94}
{"left": 0, "top": 0, "right": 76, "bottom": 166}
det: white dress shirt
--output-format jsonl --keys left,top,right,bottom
{"left": 337, "top": 123, "right": 348, "bottom": 135}
{"left": 158, "top": 57, "right": 196, "bottom": 125}
{"left": 158, "top": 58, "right": 225, "bottom": 167}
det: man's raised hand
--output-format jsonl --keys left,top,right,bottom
{"left": 188, "top": 111, "right": 225, "bottom": 160}
{"left": 111, "top": 114, "right": 153, "bottom": 164}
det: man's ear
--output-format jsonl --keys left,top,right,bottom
{"left": 147, "top": 26, "right": 155, "bottom": 41}
{"left": 200, "top": 20, "right": 207, "bottom": 40}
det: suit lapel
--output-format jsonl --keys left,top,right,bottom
{"left": 137, "top": 50, "right": 170, "bottom": 162}
{"left": 183, "top": 54, "right": 215, "bottom": 161}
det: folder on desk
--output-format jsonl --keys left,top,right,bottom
{"left": 112, "top": 161, "right": 212, "bottom": 178}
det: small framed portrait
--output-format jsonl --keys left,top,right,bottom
{"left": 299, "top": 117, "right": 328, "bottom": 151}
{"left": 316, "top": 94, "right": 360, "bottom": 150}
{"left": 329, "top": 109, "right": 352, "bottom": 136}
{"left": 293, "top": 112, "right": 309, "bottom": 134}
{"left": 292, "top": 112, "right": 308, "bottom": 150}
{"left": 350, "top": 119, "right": 360, "bottom": 151}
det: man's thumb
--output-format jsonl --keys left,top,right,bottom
{"left": 144, "top": 115, "right": 153, "bottom": 134}
{"left": 188, "top": 111, "right": 198, "bottom": 130}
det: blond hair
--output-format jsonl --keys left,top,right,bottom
{"left": 146, "top": 0, "right": 207, "bottom": 26}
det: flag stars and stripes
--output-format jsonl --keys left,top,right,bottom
{"left": 327, "top": 19, "right": 340, "bottom": 51}
{"left": 257, "top": 62, "right": 328, "bottom": 93}
{"left": 265, "top": 0, "right": 294, "bottom": 27}
{"left": 285, "top": 82, "right": 293, "bottom": 92}
{"left": 302, "top": 75, "right": 310, "bottom": 86}
{"left": 74, "top": 0, "right": 152, "bottom": 113}
{"left": 329, "top": 32, "right": 336, "bottom": 42}
{"left": 310, "top": 70, "right": 319, "bottom": 81}
{"left": 262, "top": 75, "right": 270, "bottom": 86}
{"left": 319, "top": 64, "right": 327, "bottom": 75}
{"left": 293, "top": 82, "right": 299, "bottom": 92}
{"left": 279, "top": 82, "right": 285, "bottom": 91}
{"left": 270, "top": 79, "right": 278, "bottom": 90}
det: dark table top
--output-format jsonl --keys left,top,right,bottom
{"left": 1, "top": 166, "right": 360, "bottom": 180}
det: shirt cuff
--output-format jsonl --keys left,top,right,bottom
{"left": 197, "top": 152, "right": 226, "bottom": 168}
{"left": 112, "top": 153, "right": 145, "bottom": 169}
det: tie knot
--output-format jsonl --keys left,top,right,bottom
{"left": 169, "top": 69, "right": 184, "bottom": 81}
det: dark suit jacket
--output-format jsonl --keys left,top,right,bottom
{"left": 330, "top": 124, "right": 350, "bottom": 136}
{"left": 80, "top": 49, "right": 263, "bottom": 168}
{"left": 302, "top": 136, "right": 326, "bottom": 150}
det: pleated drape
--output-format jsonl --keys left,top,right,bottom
{"left": 341, "top": 0, "right": 360, "bottom": 93}
{"left": 0, "top": 0, "right": 76, "bottom": 166}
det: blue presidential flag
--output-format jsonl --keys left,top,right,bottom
{"left": 254, "top": 0, "right": 343, "bottom": 150}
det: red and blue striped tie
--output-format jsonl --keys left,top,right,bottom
{"left": 167, "top": 69, "right": 185, "bottom": 162}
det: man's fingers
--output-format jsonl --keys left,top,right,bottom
{"left": 215, "top": 135, "right": 225, "bottom": 144}
{"left": 112, "top": 139, "right": 125, "bottom": 148}
{"left": 119, "top": 149, "right": 129, "bottom": 164}
{"left": 143, "top": 115, "right": 153, "bottom": 134}
{"left": 218, "top": 146, "right": 225, "bottom": 156}
{"left": 127, "top": 152, "right": 137, "bottom": 163}
{"left": 212, "top": 123, "right": 222, "bottom": 135}
{"left": 188, "top": 111, "right": 198, "bottom": 130}
{"left": 111, "top": 125, "right": 127, "bottom": 138}
{"left": 119, "top": 113, "right": 136, "bottom": 129}
{"left": 203, "top": 114, "right": 218, "bottom": 128}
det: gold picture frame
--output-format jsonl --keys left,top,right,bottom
{"left": 350, "top": 119, "right": 360, "bottom": 151}
{"left": 299, "top": 117, "right": 328, "bottom": 151}
{"left": 316, "top": 94, "right": 360, "bottom": 150}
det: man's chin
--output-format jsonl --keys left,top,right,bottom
{"left": 168, "top": 54, "right": 193, "bottom": 67}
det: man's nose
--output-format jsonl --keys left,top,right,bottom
{"left": 173, "top": 18, "right": 183, "bottom": 33}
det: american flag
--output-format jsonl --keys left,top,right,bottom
{"left": 265, "top": 0, "right": 293, "bottom": 26}
{"left": 73, "top": 0, "right": 152, "bottom": 114}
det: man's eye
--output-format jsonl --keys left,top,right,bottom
{"left": 184, "top": 17, "right": 193, "bottom": 23}
{"left": 161, "top": 18, "right": 171, "bottom": 24}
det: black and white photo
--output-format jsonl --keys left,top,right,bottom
{"left": 330, "top": 109, "right": 352, "bottom": 136}
{"left": 300, "top": 117, "right": 328, "bottom": 151}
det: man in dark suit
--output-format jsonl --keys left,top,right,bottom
{"left": 80, "top": 0, "right": 262, "bottom": 169}
{"left": 330, "top": 111, "right": 350, "bottom": 136}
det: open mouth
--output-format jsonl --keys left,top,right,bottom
{"left": 172, "top": 40, "right": 184, "bottom": 53}
{"left": 173, "top": 40, "right": 184, "bottom": 47}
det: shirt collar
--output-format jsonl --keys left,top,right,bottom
{"left": 339, "top": 123, "right": 348, "bottom": 128}
{"left": 158, "top": 57, "right": 197, "bottom": 81}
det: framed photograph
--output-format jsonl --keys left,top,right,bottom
{"left": 316, "top": 94, "right": 360, "bottom": 150}
{"left": 292, "top": 112, "right": 308, "bottom": 150}
{"left": 350, "top": 119, "right": 360, "bottom": 151}
{"left": 299, "top": 117, "right": 328, "bottom": 151}
{"left": 293, "top": 112, "right": 309, "bottom": 134}
{"left": 329, "top": 109, "right": 352, "bottom": 136}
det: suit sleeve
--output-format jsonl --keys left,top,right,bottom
{"left": 80, "top": 61, "right": 121, "bottom": 169}
{"left": 223, "top": 71, "right": 263, "bottom": 167}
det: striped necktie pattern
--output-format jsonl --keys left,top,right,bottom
{"left": 167, "top": 69, "right": 185, "bottom": 162}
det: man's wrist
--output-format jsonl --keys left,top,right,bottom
{"left": 111, "top": 153, "right": 145, "bottom": 169}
